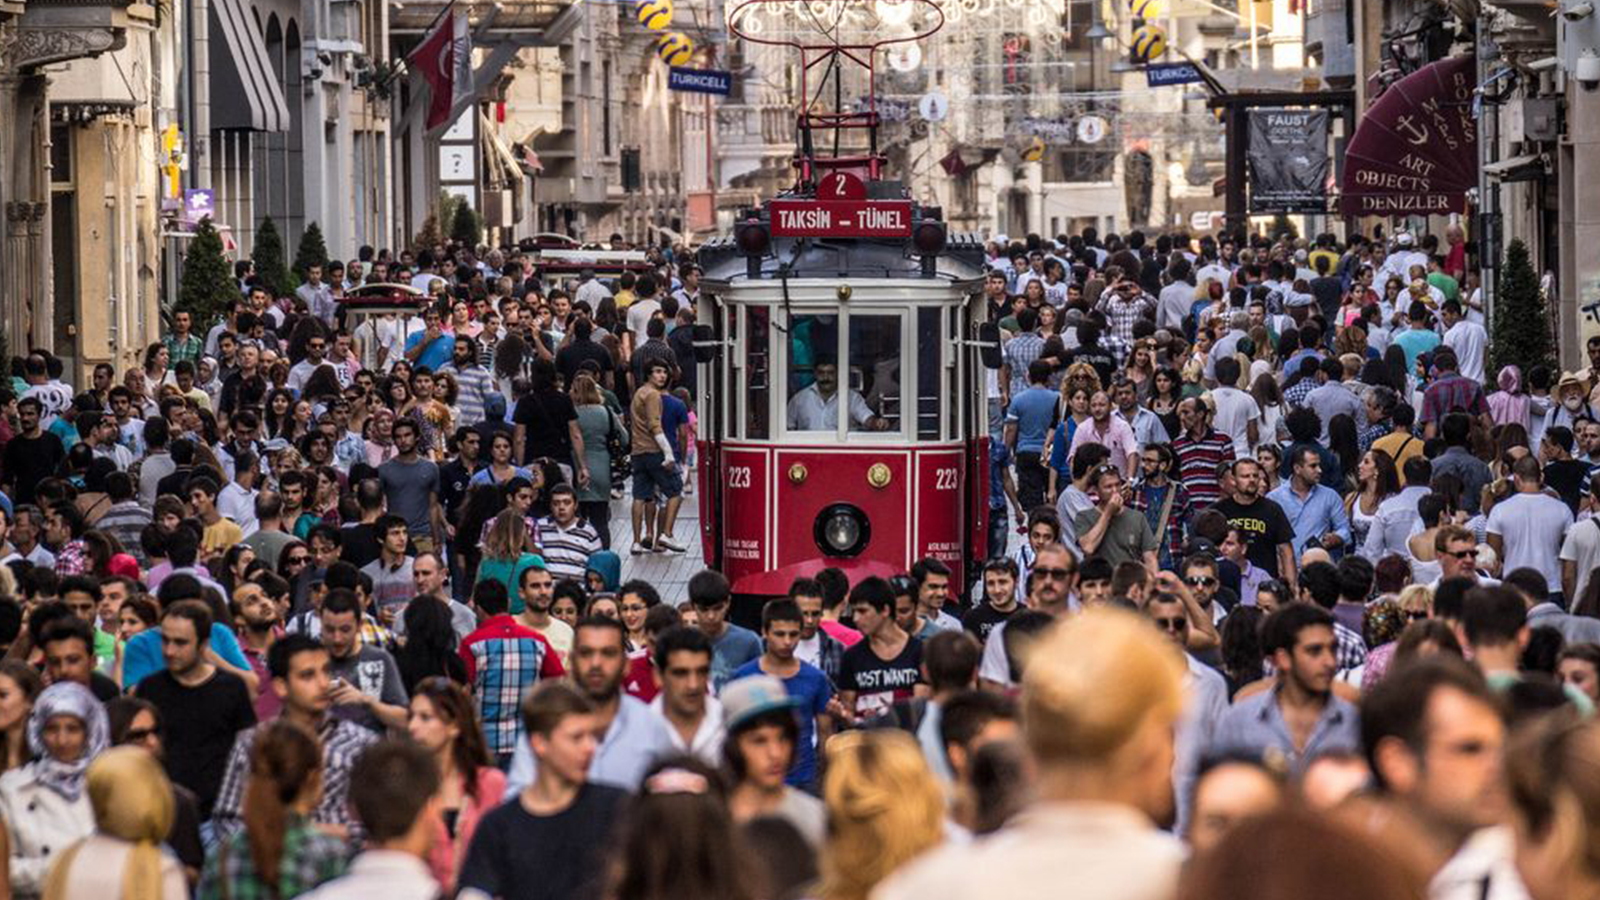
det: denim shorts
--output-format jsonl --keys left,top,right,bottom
{"left": 631, "top": 452, "right": 683, "bottom": 502}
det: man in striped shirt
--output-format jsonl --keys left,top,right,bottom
{"left": 1171, "top": 396, "right": 1236, "bottom": 509}
{"left": 534, "top": 484, "right": 602, "bottom": 581}
{"left": 441, "top": 335, "right": 497, "bottom": 426}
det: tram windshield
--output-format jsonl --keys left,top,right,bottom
{"left": 783, "top": 312, "right": 901, "bottom": 434}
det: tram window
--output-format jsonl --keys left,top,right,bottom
{"left": 746, "top": 306, "right": 769, "bottom": 440}
{"left": 785, "top": 313, "right": 842, "bottom": 432}
{"left": 947, "top": 306, "right": 961, "bottom": 440}
{"left": 916, "top": 307, "right": 941, "bottom": 440}
{"left": 847, "top": 314, "right": 900, "bottom": 433}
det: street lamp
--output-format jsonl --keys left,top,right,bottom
{"left": 1086, "top": 22, "right": 1112, "bottom": 41}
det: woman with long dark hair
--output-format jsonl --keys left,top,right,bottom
{"left": 262, "top": 389, "right": 298, "bottom": 441}
{"left": 394, "top": 596, "right": 468, "bottom": 693}
{"left": 1148, "top": 366, "right": 1184, "bottom": 440}
{"left": 606, "top": 756, "right": 751, "bottom": 900}
{"left": 195, "top": 721, "right": 345, "bottom": 900}
{"left": 1328, "top": 414, "right": 1361, "bottom": 493}
{"left": 408, "top": 678, "right": 503, "bottom": 894}
{"left": 1346, "top": 449, "right": 1400, "bottom": 553}
{"left": 455, "top": 484, "right": 508, "bottom": 587}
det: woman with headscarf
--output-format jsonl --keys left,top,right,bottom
{"left": 0, "top": 682, "right": 108, "bottom": 899}
{"left": 1487, "top": 364, "right": 1531, "bottom": 432}
{"left": 39, "top": 746, "right": 186, "bottom": 900}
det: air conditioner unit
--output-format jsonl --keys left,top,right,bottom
{"left": 1507, "top": 97, "right": 1561, "bottom": 143}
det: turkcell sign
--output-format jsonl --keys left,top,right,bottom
{"left": 1145, "top": 62, "right": 1203, "bottom": 87}
{"left": 668, "top": 67, "right": 732, "bottom": 95}
{"left": 769, "top": 200, "right": 914, "bottom": 237}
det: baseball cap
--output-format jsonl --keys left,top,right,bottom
{"left": 721, "top": 674, "right": 801, "bottom": 733}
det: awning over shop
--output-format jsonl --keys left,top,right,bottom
{"left": 1339, "top": 55, "right": 1476, "bottom": 216}
{"left": 210, "top": 0, "right": 290, "bottom": 132}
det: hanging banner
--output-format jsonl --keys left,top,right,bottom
{"left": 1246, "top": 108, "right": 1329, "bottom": 213}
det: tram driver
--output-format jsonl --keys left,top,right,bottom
{"left": 787, "top": 357, "right": 890, "bottom": 431}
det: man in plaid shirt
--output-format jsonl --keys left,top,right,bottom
{"left": 163, "top": 309, "right": 205, "bottom": 368}
{"left": 1096, "top": 282, "right": 1155, "bottom": 347}
{"left": 458, "top": 579, "right": 566, "bottom": 767}
{"left": 212, "top": 634, "right": 378, "bottom": 842}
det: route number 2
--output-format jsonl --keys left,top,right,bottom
{"left": 934, "top": 468, "right": 958, "bottom": 490}
{"left": 728, "top": 466, "right": 752, "bottom": 489}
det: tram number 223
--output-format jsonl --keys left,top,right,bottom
{"left": 934, "top": 468, "right": 958, "bottom": 490}
{"left": 728, "top": 467, "right": 753, "bottom": 489}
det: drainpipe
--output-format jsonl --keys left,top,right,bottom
{"left": 192, "top": 0, "right": 211, "bottom": 190}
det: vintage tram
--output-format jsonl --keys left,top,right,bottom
{"left": 691, "top": 0, "right": 998, "bottom": 609}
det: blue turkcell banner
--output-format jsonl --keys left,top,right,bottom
{"left": 1145, "top": 62, "right": 1204, "bottom": 87}
{"left": 668, "top": 67, "right": 732, "bottom": 95}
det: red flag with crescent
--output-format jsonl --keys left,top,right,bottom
{"left": 408, "top": 6, "right": 471, "bottom": 131}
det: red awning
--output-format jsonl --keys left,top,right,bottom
{"left": 1339, "top": 55, "right": 1476, "bottom": 216}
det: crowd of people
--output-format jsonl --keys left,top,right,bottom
{"left": 0, "top": 222, "right": 1591, "bottom": 900}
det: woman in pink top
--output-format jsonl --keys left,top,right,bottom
{"left": 407, "top": 677, "right": 506, "bottom": 893}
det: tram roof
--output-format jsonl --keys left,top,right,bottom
{"left": 698, "top": 231, "right": 987, "bottom": 286}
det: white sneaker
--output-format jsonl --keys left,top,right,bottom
{"left": 655, "top": 536, "right": 687, "bottom": 553}
{"left": 631, "top": 540, "right": 653, "bottom": 555}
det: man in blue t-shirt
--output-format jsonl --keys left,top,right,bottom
{"left": 1005, "top": 358, "right": 1060, "bottom": 512}
{"left": 691, "top": 570, "right": 762, "bottom": 690}
{"left": 403, "top": 305, "right": 455, "bottom": 371}
{"left": 733, "top": 598, "right": 833, "bottom": 790}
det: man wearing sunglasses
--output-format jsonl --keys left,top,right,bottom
{"left": 1145, "top": 590, "right": 1227, "bottom": 836}
{"left": 977, "top": 543, "right": 1076, "bottom": 692}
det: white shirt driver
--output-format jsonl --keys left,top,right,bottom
{"left": 787, "top": 384, "right": 876, "bottom": 431}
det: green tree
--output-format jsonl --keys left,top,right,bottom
{"left": 177, "top": 217, "right": 235, "bottom": 327}
{"left": 450, "top": 202, "right": 480, "bottom": 247}
{"left": 412, "top": 212, "right": 443, "bottom": 255}
{"left": 292, "top": 221, "right": 330, "bottom": 282}
{"left": 1489, "top": 238, "right": 1554, "bottom": 378}
{"left": 252, "top": 217, "right": 295, "bottom": 298}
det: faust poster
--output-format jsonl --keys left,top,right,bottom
{"left": 1247, "top": 108, "right": 1329, "bottom": 213}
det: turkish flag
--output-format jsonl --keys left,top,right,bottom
{"left": 408, "top": 7, "right": 471, "bottom": 131}
{"left": 939, "top": 149, "right": 969, "bottom": 177}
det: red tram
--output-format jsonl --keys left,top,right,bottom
{"left": 691, "top": 0, "right": 999, "bottom": 612}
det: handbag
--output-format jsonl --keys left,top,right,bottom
{"left": 606, "top": 410, "right": 630, "bottom": 485}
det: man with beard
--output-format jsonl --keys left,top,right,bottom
{"left": 1361, "top": 656, "right": 1523, "bottom": 900}
{"left": 976, "top": 542, "right": 1076, "bottom": 691}
{"left": 441, "top": 335, "right": 497, "bottom": 426}
{"left": 649, "top": 626, "right": 723, "bottom": 766}
{"left": 135, "top": 602, "right": 257, "bottom": 819}
{"left": 1212, "top": 603, "right": 1359, "bottom": 777}
{"left": 503, "top": 616, "right": 673, "bottom": 795}
{"left": 1212, "top": 457, "right": 1296, "bottom": 593}
{"left": 232, "top": 581, "right": 283, "bottom": 720}
{"left": 516, "top": 564, "right": 572, "bottom": 664}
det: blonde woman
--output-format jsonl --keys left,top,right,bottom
{"left": 473, "top": 509, "right": 545, "bottom": 600}
{"left": 1360, "top": 583, "right": 1434, "bottom": 691}
{"left": 42, "top": 746, "right": 186, "bottom": 900}
{"left": 819, "top": 730, "right": 946, "bottom": 900}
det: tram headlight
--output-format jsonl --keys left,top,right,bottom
{"left": 814, "top": 503, "right": 870, "bottom": 558}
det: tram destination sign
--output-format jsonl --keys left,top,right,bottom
{"left": 769, "top": 199, "right": 915, "bottom": 237}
